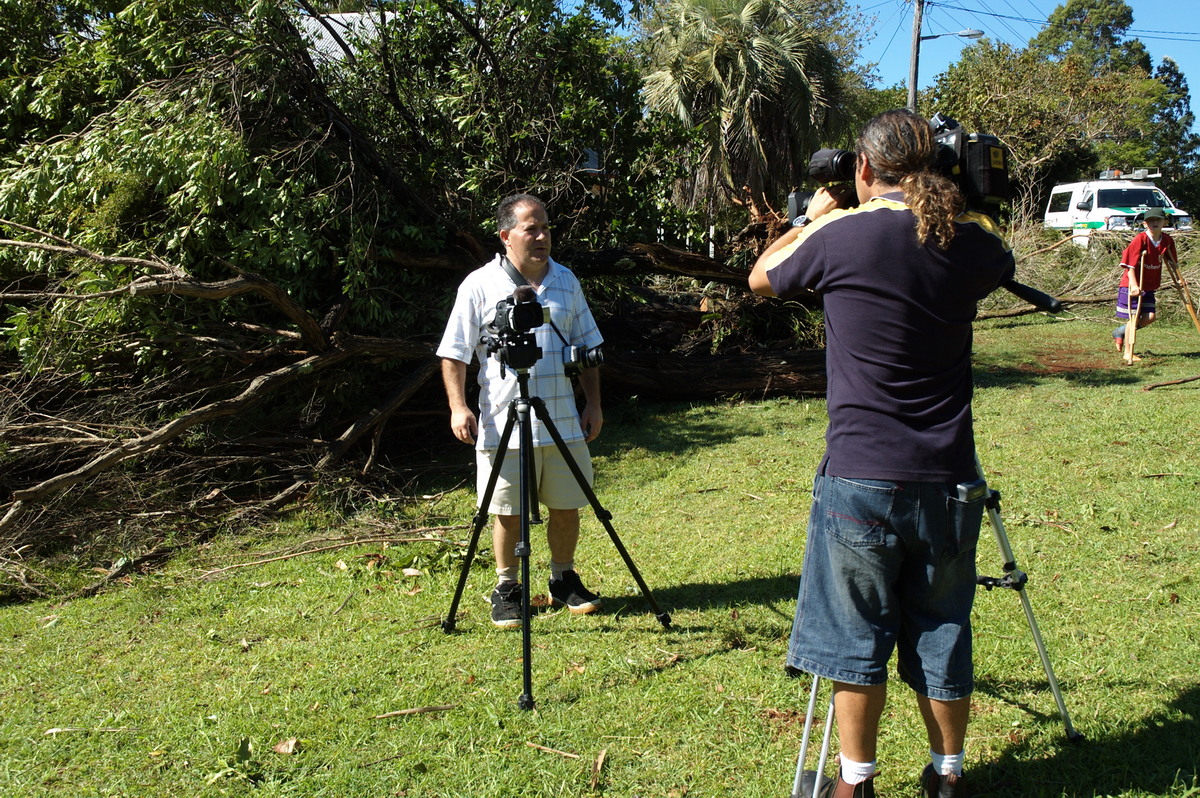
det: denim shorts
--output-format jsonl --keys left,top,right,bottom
{"left": 786, "top": 474, "right": 986, "bottom": 701}
{"left": 477, "top": 441, "right": 592, "bottom": 514}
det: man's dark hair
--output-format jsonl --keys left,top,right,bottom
{"left": 496, "top": 193, "right": 545, "bottom": 232}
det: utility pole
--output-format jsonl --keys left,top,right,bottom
{"left": 907, "top": 0, "right": 925, "bottom": 112}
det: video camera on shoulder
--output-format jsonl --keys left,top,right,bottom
{"left": 927, "top": 112, "right": 1011, "bottom": 220}
{"left": 788, "top": 113, "right": 1011, "bottom": 223}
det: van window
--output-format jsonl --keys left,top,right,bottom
{"left": 1095, "top": 188, "right": 1168, "bottom": 208}
{"left": 1047, "top": 192, "right": 1072, "bottom": 213}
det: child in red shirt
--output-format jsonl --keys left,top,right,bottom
{"left": 1112, "top": 208, "right": 1177, "bottom": 357}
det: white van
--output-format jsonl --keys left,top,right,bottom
{"left": 1043, "top": 169, "right": 1191, "bottom": 246}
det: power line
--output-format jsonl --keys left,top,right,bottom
{"left": 924, "top": 4, "right": 975, "bottom": 35}
{"left": 861, "top": 0, "right": 909, "bottom": 70}
{"left": 984, "top": 0, "right": 1038, "bottom": 42}
{"left": 856, "top": 0, "right": 1200, "bottom": 96}
{"left": 857, "top": 0, "right": 1200, "bottom": 44}
{"left": 934, "top": 1, "right": 1200, "bottom": 44}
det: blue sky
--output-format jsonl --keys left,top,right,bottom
{"left": 855, "top": 0, "right": 1200, "bottom": 130}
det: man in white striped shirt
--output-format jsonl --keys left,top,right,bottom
{"left": 437, "top": 194, "right": 605, "bottom": 628}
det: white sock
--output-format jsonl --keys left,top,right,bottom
{"left": 496, "top": 566, "right": 519, "bottom": 584}
{"left": 930, "top": 749, "right": 964, "bottom": 777}
{"left": 550, "top": 560, "right": 574, "bottom": 580}
{"left": 838, "top": 755, "right": 877, "bottom": 785}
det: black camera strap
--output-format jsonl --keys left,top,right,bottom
{"left": 500, "top": 256, "right": 530, "bottom": 288}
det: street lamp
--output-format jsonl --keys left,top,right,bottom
{"left": 906, "top": 0, "right": 983, "bottom": 112}
{"left": 921, "top": 29, "right": 984, "bottom": 43}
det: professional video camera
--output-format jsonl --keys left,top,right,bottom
{"left": 482, "top": 286, "right": 605, "bottom": 376}
{"left": 928, "top": 112, "right": 1011, "bottom": 220}
{"left": 788, "top": 113, "right": 1011, "bottom": 223}
{"left": 786, "top": 113, "right": 1058, "bottom": 312}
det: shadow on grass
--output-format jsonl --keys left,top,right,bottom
{"left": 482, "top": 573, "right": 802, "bottom": 637}
{"left": 975, "top": 362, "right": 1145, "bottom": 390}
{"left": 428, "top": 569, "right": 800, "bottom": 635}
{"left": 972, "top": 325, "right": 1200, "bottom": 391}
{"left": 972, "top": 681, "right": 1200, "bottom": 797}
{"left": 622, "top": 572, "right": 800, "bottom": 621}
{"left": 406, "top": 395, "right": 762, "bottom": 499}
{"left": 589, "top": 396, "right": 767, "bottom": 458}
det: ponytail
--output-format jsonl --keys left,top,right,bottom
{"left": 857, "top": 110, "right": 964, "bottom": 249}
{"left": 900, "top": 172, "right": 964, "bottom": 250}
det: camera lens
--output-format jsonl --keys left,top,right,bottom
{"left": 808, "top": 148, "right": 855, "bottom": 184}
{"left": 510, "top": 301, "right": 543, "bottom": 332}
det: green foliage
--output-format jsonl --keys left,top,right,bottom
{"left": 927, "top": 0, "right": 1200, "bottom": 218}
{"left": 0, "top": 0, "right": 442, "bottom": 361}
{"left": 0, "top": 0, "right": 732, "bottom": 549}
{"left": 324, "top": 0, "right": 682, "bottom": 249}
{"left": 0, "top": 0, "right": 695, "bottom": 378}
{"left": 929, "top": 41, "right": 1146, "bottom": 211}
{"left": 1027, "top": 0, "right": 1150, "bottom": 75}
{"left": 847, "top": 85, "right": 907, "bottom": 137}
{"left": 1087, "top": 72, "right": 1166, "bottom": 173}
{"left": 1149, "top": 58, "right": 1200, "bottom": 212}
{"left": 640, "top": 0, "right": 865, "bottom": 217}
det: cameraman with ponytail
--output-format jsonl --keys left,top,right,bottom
{"left": 750, "top": 109, "right": 1014, "bottom": 798}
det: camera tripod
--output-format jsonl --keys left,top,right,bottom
{"left": 441, "top": 367, "right": 671, "bottom": 710}
{"left": 789, "top": 456, "right": 1083, "bottom": 798}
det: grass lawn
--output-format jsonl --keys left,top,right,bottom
{"left": 2, "top": 310, "right": 1198, "bottom": 797}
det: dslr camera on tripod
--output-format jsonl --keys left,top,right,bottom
{"left": 788, "top": 113, "right": 1011, "bottom": 223}
{"left": 483, "top": 287, "right": 545, "bottom": 371}
{"left": 482, "top": 286, "right": 605, "bottom": 376}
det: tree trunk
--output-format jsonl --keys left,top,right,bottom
{"left": 601, "top": 348, "right": 825, "bottom": 399}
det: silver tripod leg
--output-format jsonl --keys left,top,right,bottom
{"left": 976, "top": 457, "right": 1083, "bottom": 742}
{"left": 791, "top": 676, "right": 836, "bottom": 798}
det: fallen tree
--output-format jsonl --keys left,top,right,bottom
{"left": 0, "top": 221, "right": 440, "bottom": 546}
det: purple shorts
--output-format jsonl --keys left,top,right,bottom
{"left": 1116, "top": 287, "right": 1156, "bottom": 321}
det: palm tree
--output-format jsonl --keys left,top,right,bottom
{"left": 642, "top": 0, "right": 852, "bottom": 221}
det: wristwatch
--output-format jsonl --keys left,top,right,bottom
{"left": 792, "top": 214, "right": 810, "bottom": 228}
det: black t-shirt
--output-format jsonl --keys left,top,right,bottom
{"left": 764, "top": 193, "right": 1015, "bottom": 483}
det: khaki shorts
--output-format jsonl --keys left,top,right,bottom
{"left": 477, "top": 441, "right": 592, "bottom": 514}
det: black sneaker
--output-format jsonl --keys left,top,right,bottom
{"left": 794, "top": 770, "right": 876, "bottom": 798}
{"left": 921, "top": 764, "right": 967, "bottom": 798}
{"left": 490, "top": 581, "right": 522, "bottom": 628}
{"left": 548, "top": 570, "right": 602, "bottom": 615}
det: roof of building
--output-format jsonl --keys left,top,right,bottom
{"left": 296, "top": 12, "right": 378, "bottom": 63}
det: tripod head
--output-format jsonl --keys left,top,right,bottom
{"left": 483, "top": 328, "right": 542, "bottom": 373}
